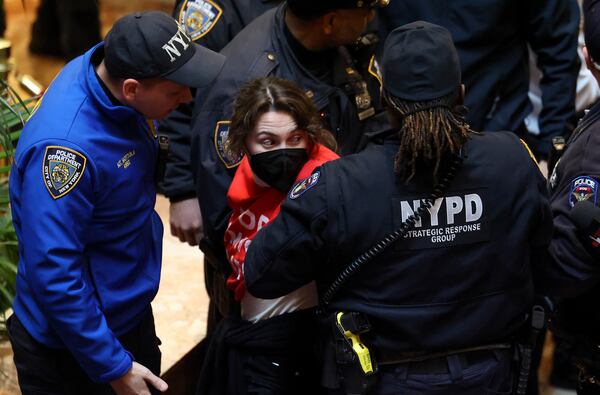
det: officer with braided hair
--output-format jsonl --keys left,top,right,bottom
{"left": 244, "top": 21, "right": 552, "bottom": 395}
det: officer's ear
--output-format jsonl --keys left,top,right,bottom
{"left": 122, "top": 79, "right": 141, "bottom": 102}
{"left": 321, "top": 12, "right": 337, "bottom": 36}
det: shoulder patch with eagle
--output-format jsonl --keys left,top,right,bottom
{"left": 42, "top": 146, "right": 87, "bottom": 199}
{"left": 178, "top": 0, "right": 223, "bottom": 41}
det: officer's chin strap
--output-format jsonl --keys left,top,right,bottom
{"left": 319, "top": 153, "right": 464, "bottom": 395}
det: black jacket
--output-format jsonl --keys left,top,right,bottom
{"left": 157, "top": 0, "right": 280, "bottom": 200}
{"left": 245, "top": 131, "right": 552, "bottom": 355}
{"left": 542, "top": 101, "right": 600, "bottom": 341}
{"left": 190, "top": 4, "right": 385, "bottom": 251}
{"left": 378, "top": 0, "right": 580, "bottom": 156}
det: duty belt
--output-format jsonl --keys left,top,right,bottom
{"left": 377, "top": 343, "right": 512, "bottom": 366}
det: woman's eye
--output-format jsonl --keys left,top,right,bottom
{"left": 261, "top": 139, "right": 273, "bottom": 147}
{"left": 290, "top": 135, "right": 303, "bottom": 143}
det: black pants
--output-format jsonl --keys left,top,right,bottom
{"left": 8, "top": 310, "right": 162, "bottom": 395}
{"left": 196, "top": 310, "right": 323, "bottom": 395}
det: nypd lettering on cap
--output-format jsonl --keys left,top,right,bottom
{"left": 569, "top": 176, "right": 598, "bottom": 208}
{"left": 42, "top": 146, "right": 87, "bottom": 199}
{"left": 162, "top": 23, "right": 193, "bottom": 63}
{"left": 290, "top": 171, "right": 320, "bottom": 200}
{"left": 214, "top": 121, "right": 242, "bottom": 169}
{"left": 179, "top": 0, "right": 223, "bottom": 41}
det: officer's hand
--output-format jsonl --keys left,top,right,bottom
{"left": 110, "top": 361, "right": 168, "bottom": 395}
{"left": 169, "top": 198, "right": 203, "bottom": 246}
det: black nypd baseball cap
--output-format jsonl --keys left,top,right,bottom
{"left": 584, "top": 0, "right": 600, "bottom": 69}
{"left": 287, "top": 0, "right": 389, "bottom": 19}
{"left": 381, "top": 21, "right": 461, "bottom": 101}
{"left": 104, "top": 11, "right": 225, "bottom": 88}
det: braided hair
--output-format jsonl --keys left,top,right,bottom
{"left": 384, "top": 89, "right": 472, "bottom": 183}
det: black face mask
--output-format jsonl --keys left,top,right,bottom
{"left": 249, "top": 148, "right": 309, "bottom": 193}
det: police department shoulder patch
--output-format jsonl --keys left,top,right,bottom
{"left": 569, "top": 176, "right": 598, "bottom": 208}
{"left": 178, "top": 0, "right": 223, "bottom": 41}
{"left": 42, "top": 146, "right": 87, "bottom": 199}
{"left": 214, "top": 120, "right": 241, "bottom": 169}
{"left": 290, "top": 171, "right": 320, "bottom": 200}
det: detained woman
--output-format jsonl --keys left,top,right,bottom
{"left": 198, "top": 76, "right": 338, "bottom": 395}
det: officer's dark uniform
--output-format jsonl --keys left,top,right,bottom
{"left": 245, "top": 131, "right": 551, "bottom": 394}
{"left": 377, "top": 0, "right": 580, "bottom": 157}
{"left": 244, "top": 22, "right": 552, "bottom": 395}
{"left": 535, "top": 2, "right": 600, "bottom": 393}
{"left": 158, "top": 0, "right": 281, "bottom": 202}
{"left": 542, "top": 99, "right": 600, "bottom": 393}
{"left": 189, "top": 1, "right": 385, "bottom": 314}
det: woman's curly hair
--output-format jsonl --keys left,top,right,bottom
{"left": 227, "top": 76, "right": 336, "bottom": 157}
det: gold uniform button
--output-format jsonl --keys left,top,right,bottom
{"left": 267, "top": 53, "right": 276, "bottom": 61}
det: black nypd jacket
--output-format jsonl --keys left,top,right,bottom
{"left": 541, "top": 101, "right": 600, "bottom": 340}
{"left": 157, "top": 0, "right": 279, "bottom": 200}
{"left": 378, "top": 0, "right": 580, "bottom": 156}
{"left": 245, "top": 131, "right": 552, "bottom": 354}
{"left": 190, "top": 4, "right": 384, "bottom": 251}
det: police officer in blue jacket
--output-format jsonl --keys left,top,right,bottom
{"left": 538, "top": 1, "right": 600, "bottom": 393}
{"left": 377, "top": 0, "right": 580, "bottom": 159}
{"left": 189, "top": 0, "right": 388, "bottom": 322}
{"left": 7, "top": 11, "right": 225, "bottom": 395}
{"left": 244, "top": 21, "right": 552, "bottom": 394}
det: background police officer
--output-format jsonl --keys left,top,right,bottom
{"left": 29, "top": 0, "right": 101, "bottom": 60}
{"left": 538, "top": 1, "right": 600, "bottom": 393}
{"left": 160, "top": 0, "right": 282, "bottom": 250}
{"left": 158, "top": 0, "right": 282, "bottom": 334}
{"left": 377, "top": 0, "right": 580, "bottom": 159}
{"left": 244, "top": 21, "right": 552, "bottom": 395}
{"left": 188, "top": 0, "right": 389, "bottom": 326}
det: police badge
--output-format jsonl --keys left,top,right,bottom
{"left": 178, "top": 0, "right": 223, "bottom": 41}
{"left": 569, "top": 176, "right": 598, "bottom": 208}
{"left": 42, "top": 146, "right": 87, "bottom": 199}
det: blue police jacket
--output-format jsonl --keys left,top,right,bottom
{"left": 9, "top": 43, "right": 163, "bottom": 382}
{"left": 245, "top": 131, "right": 552, "bottom": 355}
